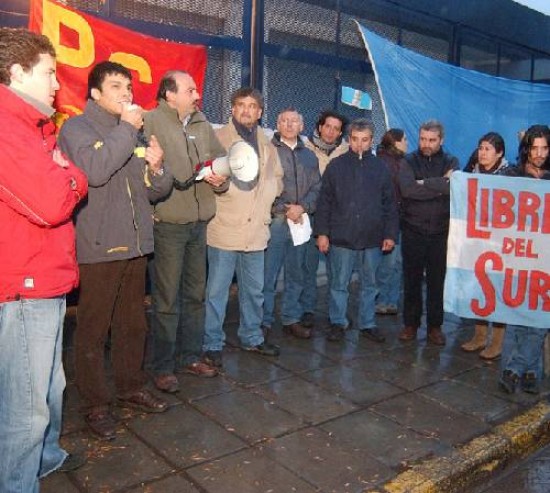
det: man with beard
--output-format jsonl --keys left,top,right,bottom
{"left": 397, "top": 120, "right": 459, "bottom": 346}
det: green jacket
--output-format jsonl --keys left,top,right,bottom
{"left": 144, "top": 101, "right": 226, "bottom": 224}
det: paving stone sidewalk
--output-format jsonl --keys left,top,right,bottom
{"left": 42, "top": 285, "right": 549, "bottom": 493}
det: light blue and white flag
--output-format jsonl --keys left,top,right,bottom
{"left": 341, "top": 86, "right": 372, "bottom": 110}
{"left": 444, "top": 171, "right": 550, "bottom": 328}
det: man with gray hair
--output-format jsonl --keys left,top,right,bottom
{"left": 397, "top": 120, "right": 459, "bottom": 345}
{"left": 314, "top": 119, "right": 398, "bottom": 342}
{"left": 263, "top": 107, "right": 321, "bottom": 339}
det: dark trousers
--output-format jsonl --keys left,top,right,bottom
{"left": 151, "top": 221, "right": 207, "bottom": 374}
{"left": 401, "top": 226, "right": 448, "bottom": 328}
{"left": 76, "top": 257, "right": 148, "bottom": 411}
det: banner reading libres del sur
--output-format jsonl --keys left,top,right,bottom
{"left": 444, "top": 172, "right": 550, "bottom": 328}
{"left": 29, "top": 0, "right": 207, "bottom": 123}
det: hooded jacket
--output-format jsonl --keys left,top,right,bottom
{"left": 0, "top": 85, "right": 88, "bottom": 301}
{"left": 58, "top": 100, "right": 173, "bottom": 264}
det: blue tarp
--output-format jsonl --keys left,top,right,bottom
{"left": 357, "top": 23, "right": 550, "bottom": 166}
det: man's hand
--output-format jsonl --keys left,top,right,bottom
{"left": 146, "top": 135, "right": 164, "bottom": 172}
{"left": 317, "top": 235, "right": 330, "bottom": 254}
{"left": 204, "top": 173, "right": 227, "bottom": 188}
{"left": 120, "top": 103, "right": 144, "bottom": 130}
{"left": 382, "top": 238, "right": 395, "bottom": 252}
{"left": 285, "top": 204, "right": 305, "bottom": 224}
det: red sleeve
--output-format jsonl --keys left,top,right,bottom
{"left": 0, "top": 128, "right": 88, "bottom": 227}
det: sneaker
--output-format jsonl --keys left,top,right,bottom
{"left": 499, "top": 369, "right": 520, "bottom": 394}
{"left": 301, "top": 312, "right": 315, "bottom": 328}
{"left": 261, "top": 326, "right": 280, "bottom": 348}
{"left": 241, "top": 342, "right": 280, "bottom": 357}
{"left": 360, "top": 327, "right": 386, "bottom": 343}
{"left": 180, "top": 361, "right": 219, "bottom": 378}
{"left": 521, "top": 371, "right": 540, "bottom": 394}
{"left": 375, "top": 304, "right": 388, "bottom": 315}
{"left": 326, "top": 324, "right": 345, "bottom": 342}
{"left": 154, "top": 373, "right": 179, "bottom": 393}
{"left": 204, "top": 350, "right": 223, "bottom": 368}
{"left": 57, "top": 453, "right": 87, "bottom": 472}
{"left": 385, "top": 304, "right": 398, "bottom": 315}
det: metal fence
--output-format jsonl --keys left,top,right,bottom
{"left": 3, "top": 0, "right": 550, "bottom": 141}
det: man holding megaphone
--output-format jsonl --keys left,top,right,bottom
{"left": 202, "top": 88, "right": 284, "bottom": 368}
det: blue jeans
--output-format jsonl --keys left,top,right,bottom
{"left": 263, "top": 217, "right": 309, "bottom": 327}
{"left": 504, "top": 325, "right": 547, "bottom": 378}
{"left": 329, "top": 245, "right": 382, "bottom": 329}
{"left": 376, "top": 240, "right": 402, "bottom": 306}
{"left": 0, "top": 297, "right": 67, "bottom": 493}
{"left": 203, "top": 247, "right": 265, "bottom": 351}
{"left": 303, "top": 236, "right": 323, "bottom": 314}
{"left": 152, "top": 221, "right": 207, "bottom": 373}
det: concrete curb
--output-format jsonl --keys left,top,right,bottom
{"left": 367, "top": 400, "right": 550, "bottom": 493}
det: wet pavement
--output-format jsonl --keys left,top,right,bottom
{"left": 467, "top": 443, "right": 550, "bottom": 493}
{"left": 41, "top": 284, "right": 549, "bottom": 493}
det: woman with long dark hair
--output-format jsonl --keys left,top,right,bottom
{"left": 461, "top": 132, "right": 509, "bottom": 360}
{"left": 375, "top": 128, "right": 407, "bottom": 315}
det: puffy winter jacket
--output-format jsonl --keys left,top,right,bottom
{"left": 0, "top": 85, "right": 88, "bottom": 301}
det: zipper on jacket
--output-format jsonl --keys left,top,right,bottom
{"left": 126, "top": 177, "right": 143, "bottom": 256}
{"left": 183, "top": 125, "right": 201, "bottom": 219}
{"left": 292, "top": 150, "right": 299, "bottom": 205}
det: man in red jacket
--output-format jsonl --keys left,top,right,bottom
{"left": 0, "top": 29, "right": 88, "bottom": 493}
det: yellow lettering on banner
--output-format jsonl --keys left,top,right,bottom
{"left": 43, "top": 0, "right": 94, "bottom": 68}
{"left": 109, "top": 53, "right": 152, "bottom": 83}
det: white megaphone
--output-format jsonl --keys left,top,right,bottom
{"left": 210, "top": 141, "right": 259, "bottom": 182}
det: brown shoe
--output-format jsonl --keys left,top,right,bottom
{"left": 180, "top": 361, "right": 218, "bottom": 378}
{"left": 427, "top": 326, "right": 446, "bottom": 346}
{"left": 399, "top": 325, "right": 418, "bottom": 341}
{"left": 117, "top": 389, "right": 168, "bottom": 413}
{"left": 301, "top": 312, "right": 315, "bottom": 328}
{"left": 154, "top": 374, "right": 179, "bottom": 393}
{"left": 85, "top": 409, "right": 117, "bottom": 441}
{"left": 283, "top": 322, "right": 312, "bottom": 339}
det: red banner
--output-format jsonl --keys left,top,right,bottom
{"left": 29, "top": 0, "right": 207, "bottom": 122}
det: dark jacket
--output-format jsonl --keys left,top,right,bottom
{"left": 271, "top": 133, "right": 321, "bottom": 215}
{"left": 314, "top": 150, "right": 398, "bottom": 250}
{"left": 58, "top": 100, "right": 174, "bottom": 264}
{"left": 144, "top": 102, "right": 227, "bottom": 224}
{"left": 501, "top": 162, "right": 550, "bottom": 179}
{"left": 376, "top": 146, "right": 405, "bottom": 207}
{"left": 398, "top": 148, "right": 459, "bottom": 235}
{"left": 0, "top": 85, "right": 88, "bottom": 302}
